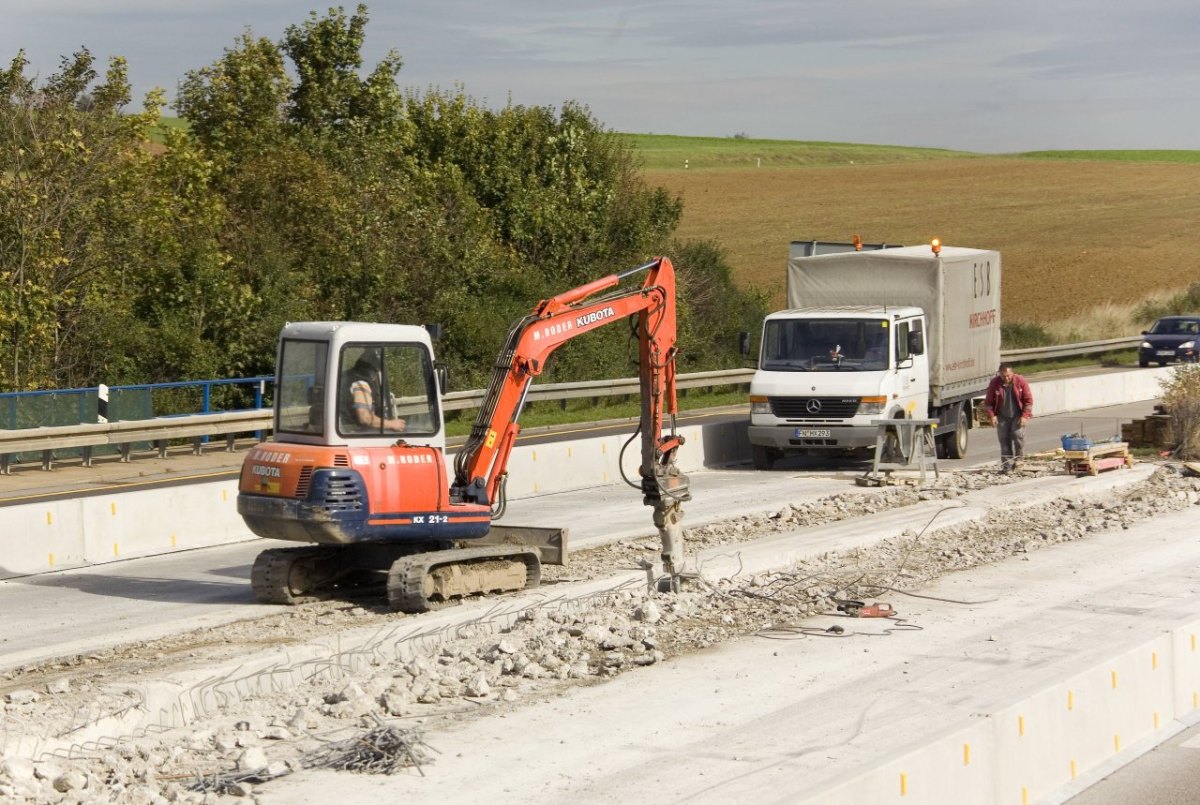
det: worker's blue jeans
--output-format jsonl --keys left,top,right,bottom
{"left": 996, "top": 417, "right": 1025, "bottom": 471}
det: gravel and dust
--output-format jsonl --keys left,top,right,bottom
{"left": 3, "top": 461, "right": 1200, "bottom": 803}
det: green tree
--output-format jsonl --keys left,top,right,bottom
{"left": 670, "top": 239, "right": 768, "bottom": 371}
{"left": 0, "top": 50, "right": 169, "bottom": 389}
{"left": 175, "top": 32, "right": 290, "bottom": 159}
{"left": 282, "top": 3, "right": 405, "bottom": 139}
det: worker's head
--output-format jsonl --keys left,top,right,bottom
{"left": 354, "top": 349, "right": 382, "bottom": 375}
{"left": 997, "top": 363, "right": 1015, "bottom": 385}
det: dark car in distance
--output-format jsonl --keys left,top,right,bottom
{"left": 1138, "top": 315, "right": 1200, "bottom": 367}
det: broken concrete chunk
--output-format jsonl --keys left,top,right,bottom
{"left": 237, "top": 746, "right": 268, "bottom": 771}
{"left": 465, "top": 672, "right": 491, "bottom": 698}
{"left": 52, "top": 770, "right": 87, "bottom": 793}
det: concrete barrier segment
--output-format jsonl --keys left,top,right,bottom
{"left": 0, "top": 478, "right": 251, "bottom": 579}
{"left": 1029, "top": 366, "right": 1172, "bottom": 419}
{"left": 810, "top": 717, "right": 997, "bottom": 805}
{"left": 796, "top": 614, "right": 1200, "bottom": 805}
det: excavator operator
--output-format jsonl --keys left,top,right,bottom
{"left": 342, "top": 349, "right": 406, "bottom": 433}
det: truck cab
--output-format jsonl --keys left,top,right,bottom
{"left": 748, "top": 306, "right": 928, "bottom": 468}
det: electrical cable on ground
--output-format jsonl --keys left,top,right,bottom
{"left": 757, "top": 615, "right": 923, "bottom": 641}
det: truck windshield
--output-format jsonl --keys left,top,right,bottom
{"left": 761, "top": 318, "right": 890, "bottom": 372}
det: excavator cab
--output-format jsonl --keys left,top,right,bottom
{"left": 272, "top": 321, "right": 445, "bottom": 450}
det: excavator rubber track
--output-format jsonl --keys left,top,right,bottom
{"left": 386, "top": 544, "right": 543, "bottom": 613}
{"left": 251, "top": 546, "right": 344, "bottom": 605}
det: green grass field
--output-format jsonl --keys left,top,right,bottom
{"left": 623, "top": 133, "right": 1200, "bottom": 169}
{"left": 1017, "top": 150, "right": 1200, "bottom": 163}
{"left": 621, "top": 133, "right": 973, "bottom": 170}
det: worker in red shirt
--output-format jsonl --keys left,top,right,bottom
{"left": 984, "top": 363, "right": 1034, "bottom": 473}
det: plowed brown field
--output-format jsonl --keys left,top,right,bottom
{"left": 646, "top": 159, "right": 1200, "bottom": 323}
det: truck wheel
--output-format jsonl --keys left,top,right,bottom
{"left": 752, "top": 444, "right": 777, "bottom": 470}
{"left": 1138, "top": 359, "right": 1149, "bottom": 368}
{"left": 945, "top": 404, "right": 969, "bottom": 459}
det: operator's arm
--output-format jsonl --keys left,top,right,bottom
{"left": 351, "top": 382, "right": 405, "bottom": 431}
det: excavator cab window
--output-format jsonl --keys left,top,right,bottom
{"left": 337, "top": 343, "right": 440, "bottom": 438}
{"left": 276, "top": 338, "right": 329, "bottom": 436}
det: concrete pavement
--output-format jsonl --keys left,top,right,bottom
{"left": 251, "top": 471, "right": 1200, "bottom": 805}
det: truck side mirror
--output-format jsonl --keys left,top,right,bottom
{"left": 424, "top": 323, "right": 444, "bottom": 340}
{"left": 738, "top": 331, "right": 751, "bottom": 356}
{"left": 435, "top": 364, "right": 449, "bottom": 393}
{"left": 907, "top": 330, "right": 925, "bottom": 356}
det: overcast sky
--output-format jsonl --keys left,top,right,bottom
{"left": 4, "top": 1, "right": 1199, "bottom": 153}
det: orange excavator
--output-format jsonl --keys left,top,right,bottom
{"left": 237, "top": 257, "right": 690, "bottom": 612}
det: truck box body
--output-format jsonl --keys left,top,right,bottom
{"left": 786, "top": 245, "right": 1000, "bottom": 405}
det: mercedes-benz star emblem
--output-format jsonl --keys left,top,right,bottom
{"left": 806, "top": 399, "right": 822, "bottom": 414}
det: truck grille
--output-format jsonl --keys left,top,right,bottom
{"left": 769, "top": 397, "right": 860, "bottom": 420}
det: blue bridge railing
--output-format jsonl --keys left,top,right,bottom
{"left": 0, "top": 376, "right": 274, "bottom": 460}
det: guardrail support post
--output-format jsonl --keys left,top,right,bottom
{"left": 41, "top": 449, "right": 53, "bottom": 471}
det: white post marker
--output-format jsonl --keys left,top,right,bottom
{"left": 97, "top": 383, "right": 109, "bottom": 424}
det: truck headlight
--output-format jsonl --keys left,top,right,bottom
{"left": 749, "top": 395, "right": 772, "bottom": 415}
{"left": 1141, "top": 341, "right": 1152, "bottom": 349}
{"left": 1180, "top": 341, "right": 1195, "bottom": 350}
{"left": 858, "top": 395, "right": 887, "bottom": 415}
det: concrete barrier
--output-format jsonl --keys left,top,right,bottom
{"left": 1030, "top": 366, "right": 1172, "bottom": 418}
{"left": 800, "top": 618, "right": 1200, "bottom": 805}
{"left": 0, "top": 480, "right": 247, "bottom": 578}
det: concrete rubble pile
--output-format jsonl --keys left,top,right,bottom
{"left": 2, "top": 463, "right": 1200, "bottom": 803}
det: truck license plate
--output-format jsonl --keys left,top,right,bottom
{"left": 1157, "top": 350, "right": 1175, "bottom": 356}
{"left": 795, "top": 428, "right": 832, "bottom": 438}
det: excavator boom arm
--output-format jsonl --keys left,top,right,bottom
{"left": 452, "top": 258, "right": 684, "bottom": 511}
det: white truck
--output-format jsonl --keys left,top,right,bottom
{"left": 747, "top": 241, "right": 1001, "bottom": 469}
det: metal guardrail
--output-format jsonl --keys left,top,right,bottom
{"left": 0, "top": 370, "right": 758, "bottom": 473}
{"left": 0, "top": 337, "right": 1139, "bottom": 473}
{"left": 0, "top": 410, "right": 270, "bottom": 473}
{"left": 1000, "top": 335, "right": 1142, "bottom": 362}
